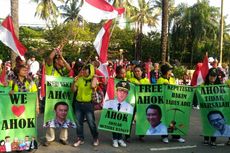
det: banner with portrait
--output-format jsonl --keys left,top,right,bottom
{"left": 135, "top": 84, "right": 166, "bottom": 135}
{"left": 164, "top": 85, "right": 194, "bottom": 135}
{"left": 196, "top": 85, "right": 230, "bottom": 137}
{"left": 44, "top": 76, "right": 76, "bottom": 128}
{"left": 98, "top": 78, "right": 135, "bottom": 134}
{"left": 0, "top": 92, "right": 37, "bottom": 151}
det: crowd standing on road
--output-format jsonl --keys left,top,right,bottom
{"left": 0, "top": 47, "right": 230, "bottom": 151}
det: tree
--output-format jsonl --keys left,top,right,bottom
{"left": 161, "top": 0, "right": 168, "bottom": 64}
{"left": 59, "top": 0, "right": 82, "bottom": 23}
{"left": 128, "top": 0, "right": 159, "bottom": 60}
{"left": 33, "top": 0, "right": 64, "bottom": 21}
{"left": 11, "top": 0, "right": 19, "bottom": 65}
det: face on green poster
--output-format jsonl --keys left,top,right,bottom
{"left": 197, "top": 85, "right": 230, "bottom": 137}
{"left": 99, "top": 79, "right": 135, "bottom": 134}
{"left": 44, "top": 76, "right": 76, "bottom": 128}
{"left": 135, "top": 84, "right": 166, "bottom": 135}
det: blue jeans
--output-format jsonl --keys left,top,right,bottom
{"left": 75, "top": 102, "right": 99, "bottom": 141}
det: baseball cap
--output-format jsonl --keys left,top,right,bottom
{"left": 116, "top": 81, "right": 130, "bottom": 91}
{"left": 209, "top": 68, "right": 218, "bottom": 77}
{"left": 160, "top": 64, "right": 173, "bottom": 75}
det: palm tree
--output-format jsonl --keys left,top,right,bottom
{"left": 161, "top": 0, "right": 168, "bottom": 64}
{"left": 155, "top": 0, "right": 175, "bottom": 62}
{"left": 11, "top": 0, "right": 19, "bottom": 65}
{"left": 59, "top": 0, "right": 82, "bottom": 23}
{"left": 32, "top": 0, "right": 64, "bottom": 21}
{"left": 129, "top": 0, "right": 159, "bottom": 60}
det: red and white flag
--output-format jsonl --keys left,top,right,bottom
{"left": 94, "top": 19, "right": 112, "bottom": 63}
{"left": 191, "top": 55, "right": 209, "bottom": 86}
{"left": 104, "top": 78, "right": 115, "bottom": 101}
{"left": 94, "top": 20, "right": 113, "bottom": 77}
{"left": 0, "top": 66, "right": 6, "bottom": 86}
{"left": 0, "top": 16, "right": 27, "bottom": 60}
{"left": 79, "top": 0, "right": 125, "bottom": 23}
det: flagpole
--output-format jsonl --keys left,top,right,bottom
{"left": 109, "top": 18, "right": 117, "bottom": 39}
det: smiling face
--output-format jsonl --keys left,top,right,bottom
{"left": 146, "top": 108, "right": 161, "bottom": 128}
{"left": 134, "top": 67, "right": 143, "bottom": 79}
{"left": 117, "top": 89, "right": 128, "bottom": 102}
{"left": 55, "top": 104, "right": 68, "bottom": 121}
{"left": 208, "top": 113, "right": 225, "bottom": 131}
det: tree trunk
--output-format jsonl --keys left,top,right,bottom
{"left": 11, "top": 0, "right": 19, "bottom": 66}
{"left": 161, "top": 0, "right": 168, "bottom": 64}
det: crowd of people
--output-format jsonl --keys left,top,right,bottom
{"left": 0, "top": 47, "right": 230, "bottom": 150}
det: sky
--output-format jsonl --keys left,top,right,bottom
{"left": 0, "top": 0, "right": 229, "bottom": 28}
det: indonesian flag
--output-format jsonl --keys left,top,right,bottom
{"left": 98, "top": 63, "right": 109, "bottom": 78}
{"left": 104, "top": 78, "right": 115, "bottom": 102}
{"left": 0, "top": 16, "right": 27, "bottom": 60}
{"left": 94, "top": 20, "right": 112, "bottom": 63}
{"left": 94, "top": 20, "right": 113, "bottom": 77}
{"left": 79, "top": 0, "right": 125, "bottom": 23}
{"left": 0, "top": 66, "right": 6, "bottom": 85}
{"left": 191, "top": 55, "right": 209, "bottom": 86}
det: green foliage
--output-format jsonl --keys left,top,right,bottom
{"left": 173, "top": 65, "right": 187, "bottom": 80}
{"left": 0, "top": 42, "right": 11, "bottom": 61}
{"left": 110, "top": 27, "right": 135, "bottom": 60}
{"left": 19, "top": 27, "right": 44, "bottom": 39}
{"left": 141, "top": 31, "right": 161, "bottom": 62}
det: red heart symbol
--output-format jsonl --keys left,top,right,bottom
{"left": 11, "top": 105, "right": 25, "bottom": 117}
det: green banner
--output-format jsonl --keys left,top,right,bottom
{"left": 0, "top": 92, "right": 37, "bottom": 151}
{"left": 44, "top": 76, "right": 76, "bottom": 128}
{"left": 98, "top": 79, "right": 135, "bottom": 134}
{"left": 197, "top": 85, "right": 230, "bottom": 137}
{"left": 136, "top": 84, "right": 166, "bottom": 135}
{"left": 0, "top": 86, "right": 11, "bottom": 93}
{"left": 164, "top": 85, "right": 194, "bottom": 135}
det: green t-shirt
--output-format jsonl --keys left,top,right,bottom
{"left": 45, "top": 63, "right": 69, "bottom": 77}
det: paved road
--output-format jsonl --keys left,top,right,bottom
{"left": 35, "top": 109, "right": 230, "bottom": 153}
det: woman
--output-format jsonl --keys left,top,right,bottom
{"left": 203, "top": 68, "right": 222, "bottom": 147}
{"left": 9, "top": 64, "right": 37, "bottom": 93}
{"left": 129, "top": 65, "right": 150, "bottom": 84}
{"left": 71, "top": 64, "right": 99, "bottom": 147}
{"left": 128, "top": 65, "right": 150, "bottom": 141}
{"left": 116, "top": 65, "right": 127, "bottom": 81}
{"left": 157, "top": 64, "right": 185, "bottom": 143}
{"left": 8, "top": 64, "right": 38, "bottom": 113}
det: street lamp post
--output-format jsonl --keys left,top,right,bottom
{"left": 219, "top": 0, "right": 224, "bottom": 65}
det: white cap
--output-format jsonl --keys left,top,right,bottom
{"left": 208, "top": 57, "right": 214, "bottom": 63}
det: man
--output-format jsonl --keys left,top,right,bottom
{"left": 103, "top": 80, "right": 134, "bottom": 114}
{"left": 46, "top": 47, "right": 71, "bottom": 77}
{"left": 103, "top": 80, "right": 133, "bottom": 148}
{"left": 145, "top": 104, "right": 167, "bottom": 135}
{"left": 27, "top": 55, "right": 40, "bottom": 77}
{"left": 208, "top": 110, "right": 230, "bottom": 137}
{"left": 44, "top": 102, "right": 76, "bottom": 146}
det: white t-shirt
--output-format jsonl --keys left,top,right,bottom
{"left": 214, "top": 125, "right": 230, "bottom": 137}
{"left": 29, "top": 60, "right": 40, "bottom": 75}
{"left": 103, "top": 99, "right": 134, "bottom": 114}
